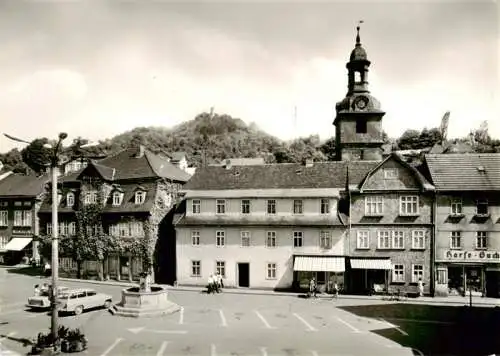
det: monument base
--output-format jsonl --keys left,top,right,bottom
{"left": 112, "top": 286, "right": 181, "bottom": 318}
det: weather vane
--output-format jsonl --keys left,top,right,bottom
{"left": 356, "top": 20, "right": 364, "bottom": 44}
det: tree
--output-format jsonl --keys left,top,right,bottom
{"left": 319, "top": 137, "right": 336, "bottom": 161}
{"left": 21, "top": 138, "right": 53, "bottom": 174}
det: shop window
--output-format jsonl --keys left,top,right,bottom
{"left": 392, "top": 264, "right": 405, "bottom": 283}
{"left": 437, "top": 268, "right": 447, "bottom": 285}
{"left": 293, "top": 231, "right": 303, "bottom": 247}
{"left": 450, "top": 231, "right": 461, "bottom": 249}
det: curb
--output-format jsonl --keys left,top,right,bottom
{"left": 57, "top": 278, "right": 500, "bottom": 307}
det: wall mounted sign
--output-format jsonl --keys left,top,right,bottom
{"left": 443, "top": 250, "right": 500, "bottom": 263}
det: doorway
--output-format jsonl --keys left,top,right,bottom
{"left": 238, "top": 263, "right": 250, "bottom": 287}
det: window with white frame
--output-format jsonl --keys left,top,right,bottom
{"left": 476, "top": 231, "right": 487, "bottom": 249}
{"left": 66, "top": 193, "right": 75, "bottom": 207}
{"left": 267, "top": 200, "right": 276, "bottom": 215}
{"left": 69, "top": 222, "right": 76, "bottom": 235}
{"left": 14, "top": 210, "right": 31, "bottom": 226}
{"left": 400, "top": 196, "right": 419, "bottom": 215}
{"left": 46, "top": 223, "right": 52, "bottom": 235}
{"left": 450, "top": 198, "right": 462, "bottom": 215}
{"left": 241, "top": 199, "right": 251, "bottom": 214}
{"left": 0, "top": 202, "right": 8, "bottom": 207}
{"left": 135, "top": 191, "right": 146, "bottom": 204}
{"left": 0, "top": 236, "right": 9, "bottom": 250}
{"left": 384, "top": 168, "right": 398, "bottom": 179}
{"left": 84, "top": 191, "right": 98, "bottom": 205}
{"left": 266, "top": 263, "right": 277, "bottom": 279}
{"left": 57, "top": 193, "right": 63, "bottom": 205}
{"left": 357, "top": 231, "right": 370, "bottom": 249}
{"left": 392, "top": 264, "right": 405, "bottom": 283}
{"left": 293, "top": 200, "right": 303, "bottom": 214}
{"left": 216, "top": 261, "right": 226, "bottom": 277}
{"left": 266, "top": 231, "right": 277, "bottom": 248}
{"left": 412, "top": 230, "right": 425, "bottom": 249}
{"left": 112, "top": 192, "right": 122, "bottom": 206}
{"left": 392, "top": 231, "right": 405, "bottom": 249}
{"left": 191, "top": 260, "right": 201, "bottom": 277}
{"left": 241, "top": 231, "right": 250, "bottom": 247}
{"left": 365, "top": 196, "right": 383, "bottom": 216}
{"left": 23, "top": 201, "right": 31, "bottom": 207}
{"left": 377, "top": 231, "right": 391, "bottom": 249}
{"left": 191, "top": 230, "right": 200, "bottom": 246}
{"left": 412, "top": 264, "right": 424, "bottom": 283}
{"left": 192, "top": 199, "right": 201, "bottom": 214}
{"left": 320, "top": 231, "right": 332, "bottom": 249}
{"left": 476, "top": 199, "right": 489, "bottom": 215}
{"left": 216, "top": 230, "right": 225, "bottom": 247}
{"left": 59, "top": 222, "right": 69, "bottom": 236}
{"left": 0, "top": 211, "right": 7, "bottom": 226}
{"left": 14, "top": 201, "right": 22, "bottom": 207}
{"left": 293, "top": 231, "right": 303, "bottom": 247}
{"left": 450, "top": 231, "right": 461, "bottom": 249}
{"left": 216, "top": 199, "right": 226, "bottom": 214}
{"left": 59, "top": 257, "right": 77, "bottom": 270}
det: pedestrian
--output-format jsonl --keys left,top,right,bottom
{"left": 207, "top": 274, "right": 215, "bottom": 294}
{"left": 216, "top": 272, "right": 224, "bottom": 293}
{"left": 418, "top": 278, "right": 424, "bottom": 297}
{"left": 309, "top": 277, "right": 317, "bottom": 298}
{"left": 333, "top": 282, "right": 339, "bottom": 299}
{"left": 33, "top": 284, "right": 41, "bottom": 296}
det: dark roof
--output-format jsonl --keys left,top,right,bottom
{"left": 0, "top": 173, "right": 48, "bottom": 197}
{"left": 39, "top": 181, "right": 157, "bottom": 213}
{"left": 183, "top": 161, "right": 379, "bottom": 190}
{"left": 424, "top": 153, "right": 500, "bottom": 191}
{"left": 210, "top": 158, "right": 266, "bottom": 167}
{"left": 61, "top": 147, "right": 191, "bottom": 183}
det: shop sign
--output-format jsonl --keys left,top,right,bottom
{"left": 444, "top": 250, "right": 500, "bottom": 263}
{"left": 12, "top": 228, "right": 32, "bottom": 236}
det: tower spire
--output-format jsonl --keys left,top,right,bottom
{"left": 356, "top": 20, "right": 364, "bottom": 45}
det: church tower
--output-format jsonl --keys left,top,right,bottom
{"left": 333, "top": 24, "right": 385, "bottom": 161}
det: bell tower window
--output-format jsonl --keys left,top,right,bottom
{"left": 356, "top": 119, "right": 367, "bottom": 133}
{"left": 354, "top": 71, "right": 361, "bottom": 83}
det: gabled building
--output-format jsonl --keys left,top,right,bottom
{"left": 0, "top": 174, "right": 48, "bottom": 265}
{"left": 343, "top": 153, "right": 435, "bottom": 295}
{"left": 38, "top": 146, "right": 191, "bottom": 281}
{"left": 423, "top": 153, "right": 500, "bottom": 298}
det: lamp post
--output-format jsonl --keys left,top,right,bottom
{"left": 3, "top": 133, "right": 96, "bottom": 353}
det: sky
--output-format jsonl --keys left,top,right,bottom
{"left": 0, "top": 0, "right": 498, "bottom": 153}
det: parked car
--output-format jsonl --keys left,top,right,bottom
{"left": 57, "top": 288, "right": 113, "bottom": 315}
{"left": 27, "top": 286, "right": 70, "bottom": 310}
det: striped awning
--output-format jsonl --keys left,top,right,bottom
{"left": 4, "top": 237, "right": 32, "bottom": 251}
{"left": 293, "top": 256, "right": 345, "bottom": 272}
{"left": 350, "top": 258, "right": 392, "bottom": 270}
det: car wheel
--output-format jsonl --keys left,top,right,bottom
{"left": 104, "top": 300, "right": 112, "bottom": 309}
{"left": 74, "top": 305, "right": 84, "bottom": 315}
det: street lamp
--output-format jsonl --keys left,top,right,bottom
{"left": 3, "top": 133, "right": 97, "bottom": 352}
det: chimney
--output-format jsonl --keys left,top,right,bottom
{"left": 304, "top": 159, "right": 313, "bottom": 168}
{"left": 135, "top": 145, "right": 145, "bottom": 158}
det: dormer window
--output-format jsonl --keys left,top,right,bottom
{"left": 57, "top": 193, "right": 63, "bottom": 205}
{"left": 112, "top": 192, "right": 124, "bottom": 206}
{"left": 84, "top": 191, "right": 98, "bottom": 205}
{"left": 135, "top": 191, "right": 146, "bottom": 205}
{"left": 66, "top": 193, "right": 75, "bottom": 207}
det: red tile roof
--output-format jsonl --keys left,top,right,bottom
{"left": 424, "top": 153, "right": 500, "bottom": 191}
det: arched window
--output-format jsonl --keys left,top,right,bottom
{"left": 135, "top": 191, "right": 146, "bottom": 205}
{"left": 66, "top": 193, "right": 75, "bottom": 207}
{"left": 112, "top": 192, "right": 123, "bottom": 206}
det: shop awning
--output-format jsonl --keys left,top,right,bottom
{"left": 293, "top": 256, "right": 345, "bottom": 272}
{"left": 4, "top": 237, "right": 32, "bottom": 251}
{"left": 350, "top": 258, "right": 392, "bottom": 270}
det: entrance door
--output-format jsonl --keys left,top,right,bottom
{"left": 238, "top": 263, "right": 250, "bottom": 287}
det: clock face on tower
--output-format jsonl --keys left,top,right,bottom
{"left": 354, "top": 96, "right": 369, "bottom": 110}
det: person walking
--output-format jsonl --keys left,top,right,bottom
{"left": 418, "top": 278, "right": 424, "bottom": 297}
{"left": 207, "top": 274, "right": 215, "bottom": 294}
{"left": 216, "top": 272, "right": 224, "bottom": 293}
{"left": 309, "top": 277, "right": 317, "bottom": 298}
{"left": 33, "top": 284, "right": 41, "bottom": 296}
{"left": 333, "top": 282, "right": 339, "bottom": 299}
